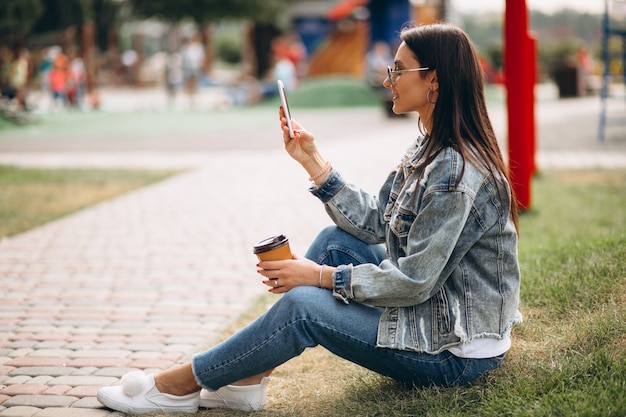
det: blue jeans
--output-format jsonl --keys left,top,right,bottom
{"left": 192, "top": 226, "right": 504, "bottom": 389}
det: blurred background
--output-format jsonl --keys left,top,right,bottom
{"left": 0, "top": 0, "right": 623, "bottom": 115}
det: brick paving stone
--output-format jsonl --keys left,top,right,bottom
{"left": 40, "top": 386, "right": 70, "bottom": 396}
{"left": 159, "top": 352, "right": 183, "bottom": 362}
{"left": 92, "top": 367, "right": 138, "bottom": 378}
{"left": 65, "top": 386, "right": 99, "bottom": 398}
{"left": 66, "top": 351, "right": 130, "bottom": 359}
{"left": 128, "top": 351, "right": 160, "bottom": 360}
{"left": 0, "top": 385, "right": 46, "bottom": 396}
{"left": 7, "top": 368, "right": 74, "bottom": 378}
{"left": 0, "top": 405, "right": 41, "bottom": 417}
{"left": 3, "top": 377, "right": 31, "bottom": 386}
{"left": 6, "top": 337, "right": 33, "bottom": 344}
{"left": 64, "top": 359, "right": 129, "bottom": 369}
{"left": 32, "top": 343, "right": 66, "bottom": 351}
{"left": 64, "top": 343, "right": 120, "bottom": 352}
{"left": 65, "top": 335, "right": 100, "bottom": 344}
{"left": 162, "top": 336, "right": 205, "bottom": 345}
{"left": 4, "top": 359, "right": 65, "bottom": 368}
{"left": 39, "top": 408, "right": 113, "bottom": 417}
{"left": 47, "top": 377, "right": 117, "bottom": 387}
{"left": 28, "top": 334, "right": 72, "bottom": 343}
{"left": 126, "top": 358, "right": 174, "bottom": 370}
{"left": 0, "top": 368, "right": 16, "bottom": 377}
{"left": 90, "top": 333, "right": 132, "bottom": 343}
{"left": 124, "top": 343, "right": 163, "bottom": 352}
{"left": 70, "top": 397, "right": 106, "bottom": 409}
{"left": 69, "top": 367, "right": 97, "bottom": 377}
{"left": 6, "top": 350, "right": 33, "bottom": 359}
{"left": 22, "top": 379, "right": 50, "bottom": 388}
{"left": 160, "top": 344, "right": 197, "bottom": 353}
{"left": 3, "top": 395, "right": 78, "bottom": 408}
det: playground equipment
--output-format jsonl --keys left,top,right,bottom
{"left": 598, "top": 0, "right": 626, "bottom": 141}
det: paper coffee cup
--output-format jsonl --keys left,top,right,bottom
{"left": 253, "top": 234, "right": 291, "bottom": 261}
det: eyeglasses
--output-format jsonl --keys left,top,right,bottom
{"left": 387, "top": 65, "right": 430, "bottom": 86}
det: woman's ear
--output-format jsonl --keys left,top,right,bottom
{"left": 430, "top": 70, "right": 439, "bottom": 91}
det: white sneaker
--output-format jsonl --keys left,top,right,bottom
{"left": 199, "top": 377, "right": 270, "bottom": 411}
{"left": 97, "top": 371, "right": 199, "bottom": 414}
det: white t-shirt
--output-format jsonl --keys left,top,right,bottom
{"left": 447, "top": 335, "right": 511, "bottom": 358}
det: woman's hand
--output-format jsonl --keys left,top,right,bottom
{"left": 258, "top": 253, "right": 332, "bottom": 294}
{"left": 279, "top": 106, "right": 319, "bottom": 165}
{"left": 279, "top": 106, "right": 331, "bottom": 183}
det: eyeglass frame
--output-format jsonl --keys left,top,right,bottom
{"left": 387, "top": 65, "right": 430, "bottom": 86}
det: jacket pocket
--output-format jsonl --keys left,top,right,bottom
{"left": 434, "top": 287, "right": 452, "bottom": 335}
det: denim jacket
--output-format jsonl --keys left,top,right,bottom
{"left": 311, "top": 140, "right": 522, "bottom": 355}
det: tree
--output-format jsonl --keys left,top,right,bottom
{"left": 127, "top": 0, "right": 295, "bottom": 78}
{"left": 128, "top": 0, "right": 292, "bottom": 24}
{"left": 31, "top": 0, "right": 91, "bottom": 34}
{"left": 26, "top": 0, "right": 125, "bottom": 93}
{"left": 0, "top": 0, "right": 45, "bottom": 47}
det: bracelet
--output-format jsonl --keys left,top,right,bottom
{"left": 319, "top": 265, "right": 325, "bottom": 288}
{"left": 308, "top": 161, "right": 331, "bottom": 182}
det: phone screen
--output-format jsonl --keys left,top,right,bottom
{"left": 277, "top": 80, "right": 294, "bottom": 139}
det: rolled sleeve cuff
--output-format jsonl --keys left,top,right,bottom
{"left": 332, "top": 264, "right": 353, "bottom": 304}
{"left": 308, "top": 169, "right": 344, "bottom": 203}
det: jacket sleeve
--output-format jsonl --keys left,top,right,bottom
{"left": 337, "top": 188, "right": 476, "bottom": 307}
{"left": 310, "top": 169, "right": 390, "bottom": 245}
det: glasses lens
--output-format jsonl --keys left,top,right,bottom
{"left": 387, "top": 66, "right": 393, "bottom": 85}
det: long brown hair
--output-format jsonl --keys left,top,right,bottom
{"left": 401, "top": 23, "right": 519, "bottom": 231}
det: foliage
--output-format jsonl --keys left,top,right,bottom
{"left": 91, "top": 0, "right": 126, "bottom": 51}
{"left": 539, "top": 38, "right": 582, "bottom": 78}
{"left": 0, "top": 0, "right": 44, "bottom": 41}
{"left": 0, "top": 0, "right": 124, "bottom": 51}
{"left": 30, "top": 0, "right": 92, "bottom": 33}
{"left": 530, "top": 9, "right": 603, "bottom": 43}
{"left": 460, "top": 8, "right": 603, "bottom": 80}
{"left": 128, "top": 0, "right": 295, "bottom": 24}
{"left": 276, "top": 77, "right": 381, "bottom": 108}
{"left": 216, "top": 35, "right": 243, "bottom": 64}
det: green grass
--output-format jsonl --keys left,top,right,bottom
{"left": 262, "top": 76, "right": 381, "bottom": 108}
{"left": 191, "top": 169, "right": 626, "bottom": 417}
{"left": 0, "top": 165, "right": 179, "bottom": 238}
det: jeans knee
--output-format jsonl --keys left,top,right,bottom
{"left": 280, "top": 286, "right": 318, "bottom": 307}
{"left": 275, "top": 287, "right": 324, "bottom": 319}
{"left": 305, "top": 226, "right": 348, "bottom": 263}
{"left": 318, "top": 225, "right": 342, "bottom": 239}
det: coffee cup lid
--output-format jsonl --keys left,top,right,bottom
{"left": 253, "top": 234, "right": 288, "bottom": 254}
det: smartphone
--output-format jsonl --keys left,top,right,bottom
{"left": 277, "top": 80, "right": 294, "bottom": 139}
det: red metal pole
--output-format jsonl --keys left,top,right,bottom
{"left": 527, "top": 34, "right": 537, "bottom": 176}
{"left": 504, "top": 0, "right": 536, "bottom": 211}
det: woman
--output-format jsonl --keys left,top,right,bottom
{"left": 97, "top": 23, "right": 522, "bottom": 414}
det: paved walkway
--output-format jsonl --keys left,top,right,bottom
{"left": 0, "top": 84, "right": 625, "bottom": 416}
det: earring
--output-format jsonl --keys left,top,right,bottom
{"left": 427, "top": 89, "right": 437, "bottom": 104}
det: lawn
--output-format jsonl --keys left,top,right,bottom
{"left": 0, "top": 165, "right": 178, "bottom": 238}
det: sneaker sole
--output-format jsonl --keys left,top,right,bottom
{"left": 199, "top": 397, "right": 258, "bottom": 412}
{"left": 97, "top": 392, "right": 199, "bottom": 414}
